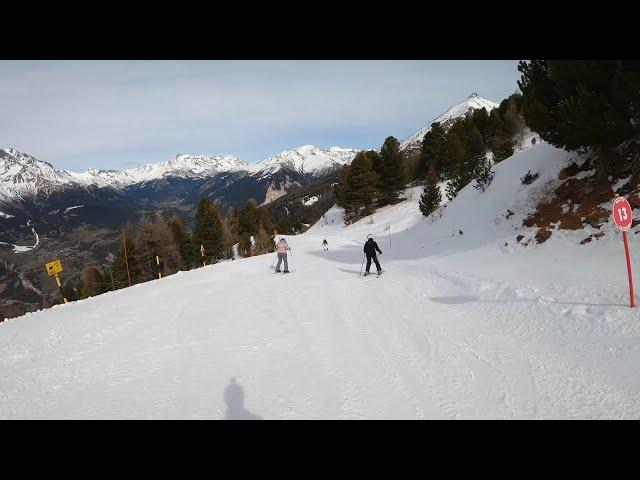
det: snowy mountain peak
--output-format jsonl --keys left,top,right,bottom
{"left": 400, "top": 93, "right": 500, "bottom": 151}
{"left": 248, "top": 145, "right": 358, "bottom": 177}
{"left": 1, "top": 148, "right": 74, "bottom": 202}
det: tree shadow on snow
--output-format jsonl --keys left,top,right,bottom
{"left": 223, "top": 377, "right": 262, "bottom": 420}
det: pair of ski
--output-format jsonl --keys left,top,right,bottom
{"left": 269, "top": 265, "right": 295, "bottom": 274}
{"left": 362, "top": 270, "right": 384, "bottom": 278}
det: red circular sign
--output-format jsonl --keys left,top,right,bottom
{"left": 613, "top": 196, "right": 633, "bottom": 231}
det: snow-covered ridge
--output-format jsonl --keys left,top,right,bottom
{"left": 400, "top": 92, "right": 500, "bottom": 151}
{"left": 66, "top": 153, "right": 248, "bottom": 188}
{"left": 248, "top": 145, "right": 358, "bottom": 178}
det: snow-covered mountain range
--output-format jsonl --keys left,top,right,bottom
{"left": 0, "top": 145, "right": 358, "bottom": 205}
{"left": 66, "top": 154, "right": 248, "bottom": 189}
{"left": 400, "top": 92, "right": 500, "bottom": 151}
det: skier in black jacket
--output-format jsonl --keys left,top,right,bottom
{"left": 363, "top": 234, "right": 382, "bottom": 276}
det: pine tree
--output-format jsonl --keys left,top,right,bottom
{"left": 419, "top": 169, "right": 442, "bottom": 217}
{"left": 169, "top": 215, "right": 196, "bottom": 270}
{"left": 379, "top": 136, "right": 407, "bottom": 203}
{"left": 490, "top": 135, "right": 515, "bottom": 162}
{"left": 148, "top": 213, "right": 182, "bottom": 275}
{"left": 467, "top": 124, "right": 486, "bottom": 165}
{"left": 334, "top": 165, "right": 352, "bottom": 211}
{"left": 420, "top": 122, "right": 447, "bottom": 178}
{"left": 193, "top": 197, "right": 223, "bottom": 265}
{"left": 239, "top": 232, "right": 252, "bottom": 257}
{"left": 132, "top": 217, "right": 157, "bottom": 281}
{"left": 518, "top": 60, "right": 640, "bottom": 169}
{"left": 254, "top": 225, "right": 275, "bottom": 255}
{"left": 345, "top": 151, "right": 378, "bottom": 215}
{"left": 503, "top": 95, "right": 525, "bottom": 148}
{"left": 474, "top": 157, "right": 494, "bottom": 192}
{"left": 238, "top": 199, "right": 260, "bottom": 238}
{"left": 79, "top": 266, "right": 108, "bottom": 298}
{"left": 369, "top": 149, "right": 384, "bottom": 184}
{"left": 112, "top": 229, "right": 143, "bottom": 288}
{"left": 219, "top": 216, "right": 236, "bottom": 259}
{"left": 472, "top": 107, "right": 491, "bottom": 142}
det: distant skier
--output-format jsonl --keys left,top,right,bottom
{"left": 275, "top": 237, "right": 291, "bottom": 273}
{"left": 363, "top": 234, "right": 382, "bottom": 276}
{"left": 322, "top": 239, "right": 328, "bottom": 251}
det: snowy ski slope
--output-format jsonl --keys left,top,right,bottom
{"left": 1, "top": 141, "right": 640, "bottom": 419}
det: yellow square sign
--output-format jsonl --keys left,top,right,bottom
{"left": 45, "top": 259, "right": 63, "bottom": 276}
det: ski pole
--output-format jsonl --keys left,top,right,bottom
{"left": 288, "top": 249, "right": 294, "bottom": 272}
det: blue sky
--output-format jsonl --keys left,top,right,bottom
{"left": 0, "top": 61, "right": 522, "bottom": 171}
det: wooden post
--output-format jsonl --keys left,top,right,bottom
{"left": 623, "top": 230, "right": 635, "bottom": 308}
{"left": 54, "top": 273, "right": 68, "bottom": 304}
{"left": 156, "top": 255, "right": 162, "bottom": 279}
{"left": 123, "top": 229, "right": 132, "bottom": 287}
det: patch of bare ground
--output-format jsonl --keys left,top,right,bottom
{"left": 523, "top": 157, "right": 638, "bottom": 244}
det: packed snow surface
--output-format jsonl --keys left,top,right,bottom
{"left": 2, "top": 141, "right": 640, "bottom": 419}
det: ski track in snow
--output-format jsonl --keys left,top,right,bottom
{"left": 1, "top": 141, "right": 640, "bottom": 419}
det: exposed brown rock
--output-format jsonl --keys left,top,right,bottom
{"left": 535, "top": 228, "right": 552, "bottom": 244}
{"left": 524, "top": 176, "right": 616, "bottom": 236}
{"left": 558, "top": 162, "right": 580, "bottom": 180}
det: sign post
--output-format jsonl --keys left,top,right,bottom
{"left": 45, "top": 259, "right": 68, "bottom": 304}
{"left": 612, "top": 194, "right": 635, "bottom": 308}
{"left": 156, "top": 255, "right": 162, "bottom": 279}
